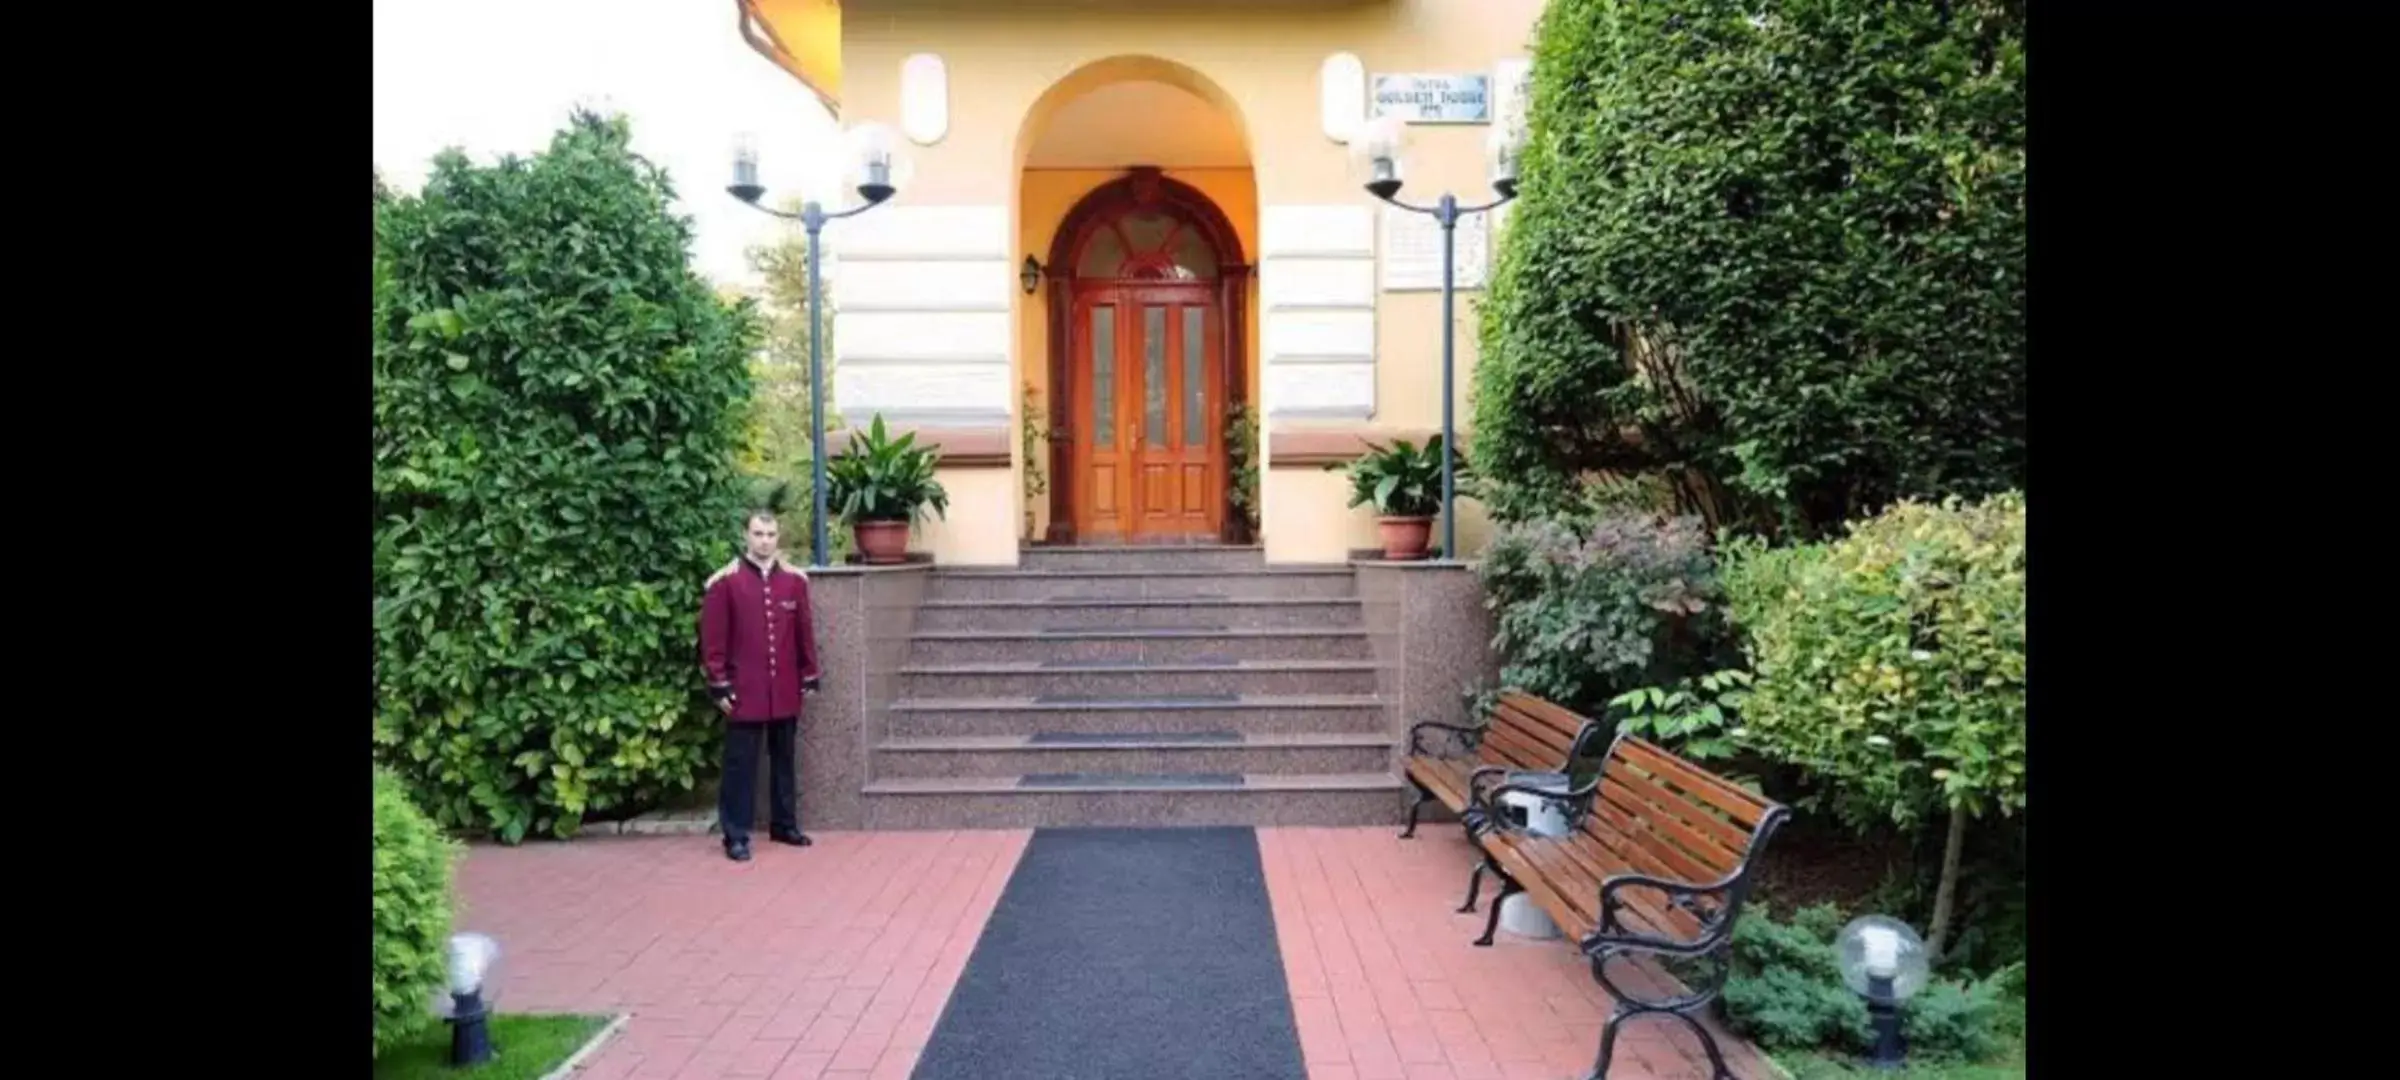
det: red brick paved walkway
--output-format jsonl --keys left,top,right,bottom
{"left": 456, "top": 826, "right": 1767, "bottom": 1080}
{"left": 1261, "top": 827, "right": 1772, "bottom": 1080}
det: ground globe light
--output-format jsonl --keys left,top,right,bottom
{"left": 1836, "top": 915, "right": 1931, "bottom": 1069}
{"left": 439, "top": 931, "right": 502, "bottom": 1066}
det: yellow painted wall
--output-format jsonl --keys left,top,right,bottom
{"left": 839, "top": 0, "right": 1543, "bottom": 563}
{"left": 917, "top": 466, "right": 1018, "bottom": 566}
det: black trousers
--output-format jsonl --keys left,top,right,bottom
{"left": 720, "top": 717, "right": 799, "bottom": 843}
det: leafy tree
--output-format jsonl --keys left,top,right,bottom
{"left": 1722, "top": 491, "right": 2026, "bottom": 957}
{"left": 1475, "top": 0, "right": 2025, "bottom": 538}
{"left": 373, "top": 110, "right": 759, "bottom": 841}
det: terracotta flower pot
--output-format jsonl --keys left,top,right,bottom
{"left": 852, "top": 520, "right": 911, "bottom": 565}
{"left": 1377, "top": 516, "right": 1434, "bottom": 561}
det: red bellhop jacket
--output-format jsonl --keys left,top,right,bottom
{"left": 699, "top": 556, "right": 822, "bottom": 723}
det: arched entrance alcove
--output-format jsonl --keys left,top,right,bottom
{"left": 1013, "top": 57, "right": 1254, "bottom": 545}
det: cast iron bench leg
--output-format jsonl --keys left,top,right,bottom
{"left": 1401, "top": 780, "right": 1435, "bottom": 839}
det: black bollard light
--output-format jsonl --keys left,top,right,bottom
{"left": 441, "top": 932, "right": 502, "bottom": 1068}
{"left": 1836, "top": 915, "right": 1928, "bottom": 1070}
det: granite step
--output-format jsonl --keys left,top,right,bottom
{"left": 906, "top": 627, "right": 1372, "bottom": 665}
{"left": 914, "top": 597, "right": 1364, "bottom": 632}
{"left": 872, "top": 731, "right": 1394, "bottom": 778}
{"left": 1019, "top": 544, "right": 1265, "bottom": 572}
{"left": 859, "top": 771, "right": 1407, "bottom": 828}
{"left": 928, "top": 567, "right": 1355, "bottom": 602}
{"left": 898, "top": 658, "right": 1379, "bottom": 699}
{"left": 884, "top": 693, "right": 1387, "bottom": 738}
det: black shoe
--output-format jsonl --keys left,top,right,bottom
{"left": 725, "top": 838, "right": 753, "bottom": 862}
{"left": 770, "top": 829, "right": 813, "bottom": 847}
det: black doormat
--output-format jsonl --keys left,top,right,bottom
{"left": 910, "top": 827, "right": 1304, "bottom": 1080}
{"left": 1026, "top": 731, "right": 1241, "bottom": 745}
{"left": 1029, "top": 692, "right": 1241, "bottom": 705}
{"left": 1016, "top": 772, "right": 1244, "bottom": 789}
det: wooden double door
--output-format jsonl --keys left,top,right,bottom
{"left": 1070, "top": 284, "right": 1224, "bottom": 542}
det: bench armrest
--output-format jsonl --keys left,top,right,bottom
{"left": 1464, "top": 770, "right": 1601, "bottom": 837}
{"left": 1581, "top": 872, "right": 1744, "bottom": 956}
{"left": 1407, "top": 720, "right": 1485, "bottom": 756}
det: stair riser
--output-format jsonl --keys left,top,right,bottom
{"left": 863, "top": 788, "right": 1405, "bottom": 828}
{"left": 1020, "top": 548, "right": 1266, "bottom": 572}
{"left": 887, "top": 705, "right": 1389, "bottom": 739}
{"left": 902, "top": 668, "right": 1379, "bottom": 699}
{"left": 929, "top": 573, "right": 1355, "bottom": 602}
{"left": 873, "top": 744, "right": 1392, "bottom": 778}
{"left": 916, "top": 602, "right": 1361, "bottom": 632}
{"left": 907, "top": 634, "right": 1371, "bottom": 665}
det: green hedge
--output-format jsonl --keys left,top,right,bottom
{"left": 373, "top": 769, "right": 458, "bottom": 1056}
{"left": 1474, "top": 0, "right": 2025, "bottom": 537}
{"left": 373, "top": 110, "right": 760, "bottom": 840}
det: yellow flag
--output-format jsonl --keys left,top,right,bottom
{"left": 736, "top": 0, "right": 842, "bottom": 112}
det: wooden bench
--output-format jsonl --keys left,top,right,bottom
{"left": 1463, "top": 729, "right": 1788, "bottom": 1080}
{"left": 1400, "top": 690, "right": 1604, "bottom": 842}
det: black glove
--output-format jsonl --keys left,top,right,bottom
{"left": 802, "top": 677, "right": 821, "bottom": 694}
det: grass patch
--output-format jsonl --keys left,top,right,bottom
{"left": 375, "top": 1014, "right": 613, "bottom": 1080}
{"left": 1776, "top": 1035, "right": 2025, "bottom": 1079}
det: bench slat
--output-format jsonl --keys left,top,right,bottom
{"left": 1499, "top": 692, "right": 1595, "bottom": 743}
{"left": 1539, "top": 829, "right": 1704, "bottom": 941}
{"left": 1586, "top": 792, "right": 1726, "bottom": 886}
{"left": 1481, "top": 724, "right": 1562, "bottom": 772}
{"left": 1619, "top": 737, "right": 1771, "bottom": 825}
{"left": 1600, "top": 758, "right": 1757, "bottom": 858}
{"left": 1493, "top": 697, "right": 1577, "bottom": 754}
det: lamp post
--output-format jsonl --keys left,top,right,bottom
{"left": 1836, "top": 915, "right": 1931, "bottom": 1070}
{"left": 1354, "top": 112, "right": 1523, "bottom": 560}
{"left": 728, "top": 123, "right": 907, "bottom": 567}
{"left": 440, "top": 932, "right": 502, "bottom": 1067}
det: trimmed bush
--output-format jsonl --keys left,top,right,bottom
{"left": 1476, "top": 510, "right": 1732, "bottom": 715}
{"left": 1723, "top": 491, "right": 2025, "bottom": 955}
{"left": 373, "top": 110, "right": 760, "bottom": 840}
{"left": 1725, "top": 901, "right": 2014, "bottom": 1063}
{"left": 1474, "top": 0, "right": 2026, "bottom": 536}
{"left": 373, "top": 768, "right": 458, "bottom": 1056}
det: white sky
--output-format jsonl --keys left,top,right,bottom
{"left": 372, "top": 0, "right": 844, "bottom": 290}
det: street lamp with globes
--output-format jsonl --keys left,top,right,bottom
{"left": 1353, "top": 112, "right": 1524, "bottom": 560}
{"left": 727, "top": 123, "right": 907, "bottom": 567}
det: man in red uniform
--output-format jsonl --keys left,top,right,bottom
{"left": 699, "top": 510, "right": 821, "bottom": 862}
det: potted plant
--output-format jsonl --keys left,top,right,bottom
{"left": 1224, "top": 402, "right": 1260, "bottom": 544}
{"left": 826, "top": 414, "right": 949, "bottom": 564}
{"left": 1331, "top": 435, "right": 1466, "bottom": 560}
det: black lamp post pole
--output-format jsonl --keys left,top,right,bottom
{"left": 1866, "top": 974, "right": 1905, "bottom": 1069}
{"left": 804, "top": 202, "right": 830, "bottom": 567}
{"left": 1368, "top": 185, "right": 1510, "bottom": 560}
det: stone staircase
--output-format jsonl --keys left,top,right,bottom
{"left": 862, "top": 544, "right": 1405, "bottom": 828}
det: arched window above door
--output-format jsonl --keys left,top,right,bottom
{"left": 1072, "top": 206, "right": 1221, "bottom": 281}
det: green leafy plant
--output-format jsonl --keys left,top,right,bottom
{"left": 1021, "top": 383, "right": 1049, "bottom": 538}
{"left": 1474, "top": 0, "right": 2025, "bottom": 537}
{"left": 373, "top": 769, "right": 458, "bottom": 1056}
{"left": 1608, "top": 668, "right": 1750, "bottom": 761}
{"left": 1723, "top": 491, "right": 2026, "bottom": 957}
{"left": 1225, "top": 401, "right": 1260, "bottom": 534}
{"left": 372, "top": 110, "right": 759, "bottom": 841}
{"left": 827, "top": 413, "right": 950, "bottom": 526}
{"left": 1331, "top": 435, "right": 1467, "bottom": 518}
{"left": 1724, "top": 902, "right": 1870, "bottom": 1053}
{"left": 1476, "top": 510, "right": 1731, "bottom": 715}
